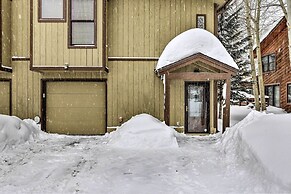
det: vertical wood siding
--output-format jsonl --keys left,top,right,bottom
{"left": 169, "top": 79, "right": 185, "bottom": 126}
{"left": 8, "top": 0, "right": 106, "bottom": 120}
{"left": 107, "top": 0, "right": 219, "bottom": 126}
{"left": 0, "top": 72, "right": 11, "bottom": 79}
{"left": 1, "top": 0, "right": 11, "bottom": 67}
{"left": 11, "top": 61, "right": 41, "bottom": 118}
{"left": 0, "top": 80, "right": 11, "bottom": 115}
{"left": 261, "top": 19, "right": 291, "bottom": 112}
{"left": 3, "top": 0, "right": 223, "bottom": 128}
{"left": 11, "top": 61, "right": 107, "bottom": 119}
{"left": 107, "top": 61, "right": 164, "bottom": 126}
{"left": 32, "top": 0, "right": 104, "bottom": 67}
{"left": 108, "top": 0, "right": 216, "bottom": 57}
{"left": 11, "top": 0, "right": 30, "bottom": 58}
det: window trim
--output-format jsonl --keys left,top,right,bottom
{"left": 287, "top": 83, "right": 291, "bottom": 104}
{"left": 262, "top": 53, "right": 276, "bottom": 73}
{"left": 38, "top": 0, "right": 66, "bottom": 22}
{"left": 196, "top": 14, "right": 206, "bottom": 29}
{"left": 68, "top": 0, "right": 97, "bottom": 48}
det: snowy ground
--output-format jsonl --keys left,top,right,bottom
{"left": 0, "top": 106, "right": 291, "bottom": 193}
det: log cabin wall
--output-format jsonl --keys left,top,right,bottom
{"left": 261, "top": 18, "right": 291, "bottom": 112}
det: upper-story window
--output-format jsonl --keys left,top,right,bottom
{"left": 69, "top": 0, "right": 96, "bottom": 47}
{"left": 262, "top": 54, "right": 276, "bottom": 72}
{"left": 196, "top": 14, "right": 206, "bottom": 29}
{"left": 288, "top": 84, "right": 291, "bottom": 104}
{"left": 39, "top": 0, "right": 66, "bottom": 21}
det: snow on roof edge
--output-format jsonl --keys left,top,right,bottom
{"left": 156, "top": 28, "right": 238, "bottom": 71}
{"left": 261, "top": 16, "right": 285, "bottom": 43}
{"left": 157, "top": 52, "right": 238, "bottom": 73}
{"left": 253, "top": 16, "right": 285, "bottom": 50}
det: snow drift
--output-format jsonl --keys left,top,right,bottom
{"left": 222, "top": 111, "right": 291, "bottom": 189}
{"left": 107, "top": 114, "right": 179, "bottom": 149}
{"left": 156, "top": 28, "right": 238, "bottom": 70}
{"left": 0, "top": 114, "right": 39, "bottom": 151}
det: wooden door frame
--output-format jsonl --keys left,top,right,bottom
{"left": 41, "top": 79, "right": 107, "bottom": 133}
{"left": 0, "top": 79, "right": 12, "bottom": 115}
{"left": 184, "top": 81, "right": 210, "bottom": 133}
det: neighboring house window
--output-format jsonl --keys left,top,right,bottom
{"left": 262, "top": 54, "right": 276, "bottom": 72}
{"left": 196, "top": 14, "right": 206, "bottom": 29}
{"left": 39, "top": 0, "right": 65, "bottom": 21}
{"left": 288, "top": 84, "right": 291, "bottom": 103}
{"left": 69, "top": 0, "right": 96, "bottom": 47}
{"left": 265, "top": 85, "right": 280, "bottom": 107}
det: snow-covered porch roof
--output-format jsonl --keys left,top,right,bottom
{"left": 155, "top": 28, "right": 238, "bottom": 73}
{"left": 156, "top": 29, "right": 238, "bottom": 133}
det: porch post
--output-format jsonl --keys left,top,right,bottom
{"left": 223, "top": 77, "right": 231, "bottom": 133}
{"left": 164, "top": 74, "right": 170, "bottom": 125}
{"left": 210, "top": 80, "right": 215, "bottom": 134}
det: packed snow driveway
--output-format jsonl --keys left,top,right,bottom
{"left": 0, "top": 113, "right": 290, "bottom": 193}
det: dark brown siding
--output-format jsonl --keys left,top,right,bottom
{"left": 261, "top": 18, "right": 291, "bottom": 112}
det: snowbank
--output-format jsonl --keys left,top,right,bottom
{"left": 230, "top": 105, "right": 286, "bottom": 127}
{"left": 222, "top": 111, "right": 291, "bottom": 189}
{"left": 156, "top": 28, "right": 238, "bottom": 70}
{"left": 0, "top": 114, "right": 39, "bottom": 151}
{"left": 107, "top": 114, "right": 179, "bottom": 149}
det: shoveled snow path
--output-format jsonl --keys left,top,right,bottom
{"left": 0, "top": 134, "right": 287, "bottom": 193}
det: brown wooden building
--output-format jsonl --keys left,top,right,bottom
{"left": 0, "top": 0, "right": 233, "bottom": 135}
{"left": 257, "top": 17, "right": 291, "bottom": 112}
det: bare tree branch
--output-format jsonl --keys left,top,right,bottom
{"left": 278, "top": 0, "right": 288, "bottom": 19}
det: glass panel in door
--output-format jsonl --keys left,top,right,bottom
{"left": 274, "top": 85, "right": 280, "bottom": 107}
{"left": 186, "top": 82, "right": 209, "bottom": 133}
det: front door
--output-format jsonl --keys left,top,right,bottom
{"left": 185, "top": 82, "right": 210, "bottom": 133}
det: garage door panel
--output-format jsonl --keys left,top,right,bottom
{"left": 47, "top": 94, "right": 105, "bottom": 108}
{"left": 45, "top": 81, "right": 106, "bottom": 135}
{"left": 47, "top": 82, "right": 105, "bottom": 94}
{"left": 47, "top": 116, "right": 106, "bottom": 135}
{"left": 47, "top": 121, "right": 105, "bottom": 135}
{"left": 47, "top": 108, "right": 106, "bottom": 120}
{"left": 0, "top": 81, "right": 10, "bottom": 115}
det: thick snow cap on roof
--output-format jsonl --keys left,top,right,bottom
{"left": 156, "top": 28, "right": 238, "bottom": 70}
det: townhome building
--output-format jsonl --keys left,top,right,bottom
{"left": 0, "top": 0, "right": 235, "bottom": 135}
{"left": 256, "top": 17, "right": 291, "bottom": 112}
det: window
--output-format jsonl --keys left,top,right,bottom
{"left": 196, "top": 14, "right": 206, "bottom": 29}
{"left": 265, "top": 85, "right": 280, "bottom": 107}
{"left": 262, "top": 54, "right": 276, "bottom": 72}
{"left": 288, "top": 84, "right": 291, "bottom": 103}
{"left": 39, "top": 0, "right": 65, "bottom": 21}
{"left": 69, "top": 0, "right": 96, "bottom": 47}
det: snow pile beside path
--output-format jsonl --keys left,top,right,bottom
{"left": 107, "top": 114, "right": 179, "bottom": 149}
{"left": 0, "top": 114, "right": 39, "bottom": 151}
{"left": 230, "top": 105, "right": 286, "bottom": 127}
{"left": 266, "top": 106, "right": 287, "bottom": 114}
{"left": 156, "top": 28, "right": 238, "bottom": 70}
{"left": 222, "top": 111, "right": 291, "bottom": 189}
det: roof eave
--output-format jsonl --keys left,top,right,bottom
{"left": 156, "top": 52, "right": 238, "bottom": 75}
